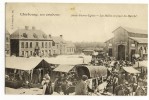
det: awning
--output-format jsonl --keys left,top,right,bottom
{"left": 133, "top": 61, "right": 147, "bottom": 68}
{"left": 53, "top": 64, "right": 75, "bottom": 73}
{"left": 44, "top": 57, "right": 85, "bottom": 65}
{"left": 139, "top": 61, "right": 147, "bottom": 68}
{"left": 129, "top": 37, "right": 148, "bottom": 44}
{"left": 123, "top": 67, "right": 140, "bottom": 74}
{"left": 6, "top": 57, "right": 43, "bottom": 70}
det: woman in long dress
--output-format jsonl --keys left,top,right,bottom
{"left": 41, "top": 78, "right": 47, "bottom": 95}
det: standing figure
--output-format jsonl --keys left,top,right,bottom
{"left": 75, "top": 75, "right": 88, "bottom": 95}
{"left": 41, "top": 78, "right": 47, "bottom": 95}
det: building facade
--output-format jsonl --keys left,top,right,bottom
{"left": 5, "top": 30, "right": 11, "bottom": 56}
{"left": 10, "top": 26, "right": 53, "bottom": 57}
{"left": 105, "top": 26, "right": 148, "bottom": 61}
{"left": 10, "top": 26, "right": 76, "bottom": 57}
{"left": 65, "top": 41, "right": 76, "bottom": 54}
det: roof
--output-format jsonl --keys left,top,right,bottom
{"left": 122, "top": 26, "right": 147, "bottom": 34}
{"left": 113, "top": 26, "right": 147, "bottom": 34}
{"left": 123, "top": 67, "right": 140, "bottom": 74}
{"left": 86, "top": 66, "right": 107, "bottom": 77}
{"left": 129, "top": 37, "right": 148, "bottom": 43}
{"left": 53, "top": 64, "right": 75, "bottom": 73}
{"left": 66, "top": 41, "right": 75, "bottom": 47}
{"left": 77, "top": 65, "right": 107, "bottom": 78}
{"left": 10, "top": 28, "right": 52, "bottom": 40}
{"left": 52, "top": 36, "right": 66, "bottom": 43}
{"left": 44, "top": 57, "right": 85, "bottom": 65}
{"left": 6, "top": 57, "right": 43, "bottom": 70}
{"left": 104, "top": 37, "right": 114, "bottom": 43}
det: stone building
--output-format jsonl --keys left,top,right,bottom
{"left": 52, "top": 35, "right": 67, "bottom": 55}
{"left": 65, "top": 41, "right": 76, "bottom": 54}
{"left": 10, "top": 26, "right": 76, "bottom": 57}
{"left": 105, "top": 26, "right": 148, "bottom": 61}
{"left": 10, "top": 26, "right": 53, "bottom": 57}
{"left": 5, "top": 30, "right": 11, "bottom": 56}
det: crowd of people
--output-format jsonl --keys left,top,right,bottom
{"left": 40, "top": 55, "right": 147, "bottom": 96}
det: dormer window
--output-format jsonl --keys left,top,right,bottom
{"left": 23, "top": 33, "right": 27, "bottom": 38}
{"left": 43, "top": 34, "right": 47, "bottom": 38}
{"left": 33, "top": 33, "right": 38, "bottom": 38}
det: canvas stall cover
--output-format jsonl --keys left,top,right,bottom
{"left": 6, "top": 57, "right": 43, "bottom": 70}
{"left": 123, "top": 67, "right": 140, "bottom": 74}
{"left": 53, "top": 64, "right": 75, "bottom": 73}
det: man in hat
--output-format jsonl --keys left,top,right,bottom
{"left": 75, "top": 75, "right": 88, "bottom": 95}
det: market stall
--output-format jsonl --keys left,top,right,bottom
{"left": 5, "top": 57, "right": 43, "bottom": 88}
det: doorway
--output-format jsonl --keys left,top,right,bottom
{"left": 109, "top": 48, "right": 112, "bottom": 57}
{"left": 131, "top": 49, "right": 135, "bottom": 62}
{"left": 118, "top": 45, "right": 125, "bottom": 60}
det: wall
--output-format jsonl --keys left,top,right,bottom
{"left": 19, "top": 40, "right": 53, "bottom": 57}
{"left": 5, "top": 33, "right": 11, "bottom": 56}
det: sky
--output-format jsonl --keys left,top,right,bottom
{"left": 6, "top": 3, "right": 148, "bottom": 42}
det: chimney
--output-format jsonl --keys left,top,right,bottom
{"left": 49, "top": 34, "right": 52, "bottom": 38}
{"left": 60, "top": 35, "right": 63, "bottom": 38}
{"left": 25, "top": 26, "right": 29, "bottom": 30}
{"left": 32, "top": 26, "right": 35, "bottom": 30}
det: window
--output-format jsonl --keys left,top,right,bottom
{"left": 23, "top": 33, "right": 27, "bottom": 38}
{"left": 6, "top": 37, "right": 9, "bottom": 42}
{"left": 49, "top": 42, "right": 51, "bottom": 48}
{"left": 6, "top": 44, "right": 9, "bottom": 48}
{"left": 53, "top": 50, "right": 56, "bottom": 54}
{"left": 49, "top": 50, "right": 51, "bottom": 55}
{"left": 57, "top": 45, "right": 59, "bottom": 49}
{"left": 109, "top": 48, "right": 112, "bottom": 57}
{"left": 30, "top": 42, "right": 32, "bottom": 48}
{"left": 22, "top": 51, "right": 24, "bottom": 56}
{"left": 42, "top": 42, "right": 44, "bottom": 48}
{"left": 30, "top": 51, "right": 32, "bottom": 56}
{"left": 21, "top": 42, "right": 24, "bottom": 48}
{"left": 52, "top": 41, "right": 55, "bottom": 46}
{"left": 26, "top": 42, "right": 28, "bottom": 48}
{"left": 36, "top": 42, "right": 38, "bottom": 46}
{"left": 6, "top": 50, "right": 9, "bottom": 54}
{"left": 43, "top": 34, "right": 47, "bottom": 38}
{"left": 42, "top": 50, "right": 44, "bottom": 55}
{"left": 45, "top": 42, "right": 47, "bottom": 48}
{"left": 33, "top": 33, "right": 38, "bottom": 38}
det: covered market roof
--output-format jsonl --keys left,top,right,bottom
{"left": 6, "top": 57, "right": 43, "bottom": 70}
{"left": 129, "top": 37, "right": 148, "bottom": 44}
{"left": 53, "top": 64, "right": 75, "bottom": 73}
{"left": 123, "top": 67, "right": 140, "bottom": 74}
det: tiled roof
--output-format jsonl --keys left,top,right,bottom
{"left": 52, "top": 36, "right": 66, "bottom": 43}
{"left": 129, "top": 37, "right": 148, "bottom": 43}
{"left": 10, "top": 28, "right": 52, "bottom": 40}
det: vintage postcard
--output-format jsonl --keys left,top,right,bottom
{"left": 5, "top": 3, "right": 148, "bottom": 95}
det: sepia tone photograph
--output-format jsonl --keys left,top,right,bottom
{"left": 5, "top": 3, "right": 148, "bottom": 96}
